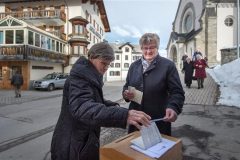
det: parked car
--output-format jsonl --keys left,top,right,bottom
{"left": 33, "top": 72, "right": 69, "bottom": 91}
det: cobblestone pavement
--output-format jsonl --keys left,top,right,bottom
{"left": 180, "top": 72, "right": 218, "bottom": 105}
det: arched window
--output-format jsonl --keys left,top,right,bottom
{"left": 184, "top": 14, "right": 192, "bottom": 32}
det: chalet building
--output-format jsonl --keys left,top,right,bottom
{"left": 107, "top": 42, "right": 142, "bottom": 82}
{"left": 0, "top": 0, "right": 110, "bottom": 89}
{"left": 167, "top": 0, "right": 237, "bottom": 69}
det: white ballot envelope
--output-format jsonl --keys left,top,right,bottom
{"left": 128, "top": 86, "right": 143, "bottom": 105}
{"left": 130, "top": 122, "right": 177, "bottom": 158}
{"left": 130, "top": 122, "right": 162, "bottom": 150}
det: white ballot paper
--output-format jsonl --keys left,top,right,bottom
{"left": 130, "top": 122, "right": 176, "bottom": 158}
{"left": 128, "top": 86, "right": 143, "bottom": 104}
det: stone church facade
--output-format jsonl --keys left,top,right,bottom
{"left": 167, "top": 0, "right": 237, "bottom": 69}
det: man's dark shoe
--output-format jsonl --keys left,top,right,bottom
{"left": 19, "top": 94, "right": 21, "bottom": 97}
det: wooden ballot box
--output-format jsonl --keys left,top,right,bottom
{"left": 100, "top": 131, "right": 182, "bottom": 160}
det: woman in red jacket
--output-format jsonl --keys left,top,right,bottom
{"left": 194, "top": 54, "right": 207, "bottom": 89}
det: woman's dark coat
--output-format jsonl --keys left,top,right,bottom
{"left": 123, "top": 55, "right": 185, "bottom": 136}
{"left": 51, "top": 57, "right": 128, "bottom": 160}
{"left": 182, "top": 61, "right": 194, "bottom": 85}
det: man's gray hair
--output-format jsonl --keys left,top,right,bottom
{"left": 88, "top": 42, "right": 115, "bottom": 61}
{"left": 139, "top": 33, "right": 160, "bottom": 49}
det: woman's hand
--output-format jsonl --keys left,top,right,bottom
{"left": 127, "top": 110, "right": 151, "bottom": 130}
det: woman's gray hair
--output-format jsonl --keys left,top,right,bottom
{"left": 196, "top": 54, "right": 202, "bottom": 60}
{"left": 139, "top": 33, "right": 160, "bottom": 49}
{"left": 88, "top": 42, "right": 115, "bottom": 61}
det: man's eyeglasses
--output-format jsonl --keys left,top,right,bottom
{"left": 142, "top": 46, "right": 157, "bottom": 51}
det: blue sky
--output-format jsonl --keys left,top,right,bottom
{"left": 104, "top": 0, "right": 180, "bottom": 50}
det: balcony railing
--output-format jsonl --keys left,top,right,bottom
{"left": 0, "top": 45, "right": 68, "bottom": 66}
{"left": 0, "top": 9, "right": 66, "bottom": 23}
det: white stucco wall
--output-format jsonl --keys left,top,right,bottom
{"left": 217, "top": 3, "right": 236, "bottom": 61}
{"left": 30, "top": 61, "right": 63, "bottom": 80}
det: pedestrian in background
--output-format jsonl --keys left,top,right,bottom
{"left": 51, "top": 42, "right": 151, "bottom": 160}
{"left": 194, "top": 54, "right": 207, "bottom": 89}
{"left": 122, "top": 33, "right": 185, "bottom": 136}
{"left": 181, "top": 52, "right": 188, "bottom": 63}
{"left": 192, "top": 48, "right": 202, "bottom": 62}
{"left": 11, "top": 70, "right": 23, "bottom": 98}
{"left": 181, "top": 52, "right": 188, "bottom": 69}
{"left": 182, "top": 57, "right": 194, "bottom": 88}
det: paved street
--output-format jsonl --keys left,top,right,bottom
{"left": 0, "top": 72, "right": 240, "bottom": 160}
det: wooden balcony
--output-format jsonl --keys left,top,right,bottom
{"left": 0, "top": 10, "right": 66, "bottom": 26}
{"left": 0, "top": 45, "right": 69, "bottom": 66}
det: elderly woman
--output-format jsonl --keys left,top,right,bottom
{"left": 182, "top": 57, "right": 194, "bottom": 88}
{"left": 51, "top": 42, "right": 151, "bottom": 160}
{"left": 123, "top": 33, "right": 185, "bottom": 136}
{"left": 194, "top": 54, "right": 207, "bottom": 89}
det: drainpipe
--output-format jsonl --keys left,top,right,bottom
{"left": 237, "top": 0, "right": 239, "bottom": 58}
{"left": 63, "top": 0, "right": 70, "bottom": 72}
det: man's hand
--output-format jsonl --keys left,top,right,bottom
{"left": 123, "top": 90, "right": 134, "bottom": 100}
{"left": 127, "top": 110, "right": 151, "bottom": 130}
{"left": 164, "top": 108, "right": 177, "bottom": 122}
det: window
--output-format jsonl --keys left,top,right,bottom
{"left": 73, "top": 45, "right": 84, "bottom": 55}
{"left": 0, "top": 31, "right": 3, "bottom": 44}
{"left": 115, "top": 63, "right": 120, "bottom": 68}
{"left": 124, "top": 63, "right": 129, "bottom": 68}
{"left": 133, "top": 56, "right": 141, "bottom": 61}
{"left": 16, "top": 30, "right": 24, "bottom": 44}
{"left": 35, "top": 33, "right": 40, "bottom": 47}
{"left": 6, "top": 30, "right": 14, "bottom": 44}
{"left": 52, "top": 40, "right": 55, "bottom": 51}
{"left": 28, "top": 31, "right": 34, "bottom": 45}
{"left": 110, "top": 71, "right": 114, "bottom": 76}
{"left": 60, "top": 43, "right": 62, "bottom": 53}
{"left": 74, "top": 25, "right": 84, "bottom": 34}
{"left": 85, "top": 10, "right": 89, "bottom": 20}
{"left": 110, "top": 63, "right": 114, "bottom": 67}
{"left": 47, "top": 38, "right": 51, "bottom": 50}
{"left": 125, "top": 47, "right": 129, "bottom": 52}
{"left": 41, "top": 35, "right": 48, "bottom": 49}
{"left": 56, "top": 41, "right": 59, "bottom": 52}
{"left": 116, "top": 55, "right": 120, "bottom": 60}
{"left": 225, "top": 17, "right": 234, "bottom": 27}
{"left": 184, "top": 14, "right": 193, "bottom": 32}
{"left": 109, "top": 71, "right": 120, "bottom": 76}
{"left": 125, "top": 55, "right": 128, "bottom": 60}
